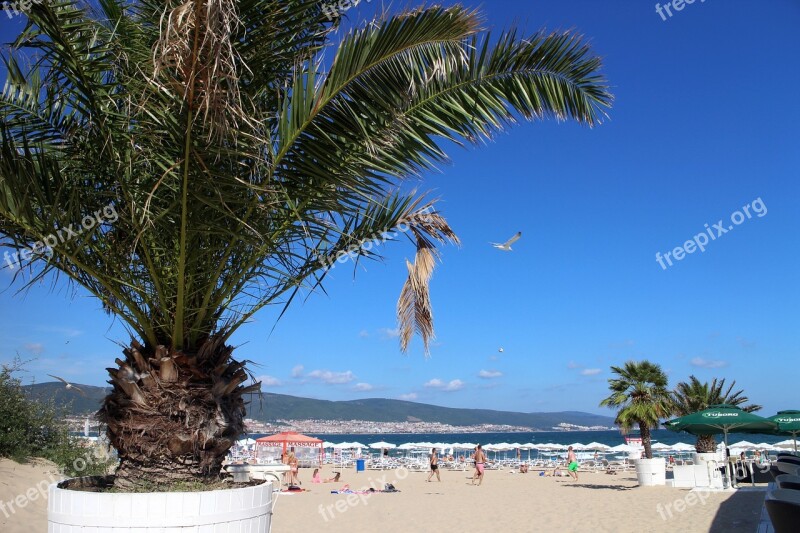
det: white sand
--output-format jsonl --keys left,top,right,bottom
{"left": 0, "top": 458, "right": 64, "bottom": 533}
{"left": 271, "top": 465, "right": 765, "bottom": 533}
{"left": 0, "top": 460, "right": 765, "bottom": 532}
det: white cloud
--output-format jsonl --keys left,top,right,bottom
{"left": 398, "top": 393, "right": 418, "bottom": 401}
{"left": 690, "top": 357, "right": 728, "bottom": 369}
{"left": 291, "top": 365, "right": 304, "bottom": 378}
{"left": 379, "top": 328, "right": 400, "bottom": 339}
{"left": 307, "top": 369, "right": 355, "bottom": 384}
{"left": 353, "top": 382, "right": 374, "bottom": 392}
{"left": 478, "top": 369, "right": 503, "bottom": 379}
{"left": 424, "top": 378, "right": 464, "bottom": 392}
{"left": 580, "top": 368, "right": 602, "bottom": 376}
{"left": 24, "top": 342, "right": 44, "bottom": 355}
{"left": 567, "top": 361, "right": 580, "bottom": 369}
{"left": 256, "top": 375, "right": 282, "bottom": 387}
{"left": 358, "top": 330, "right": 370, "bottom": 338}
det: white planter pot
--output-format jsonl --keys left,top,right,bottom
{"left": 48, "top": 478, "right": 272, "bottom": 532}
{"left": 694, "top": 452, "right": 720, "bottom": 464}
{"left": 635, "top": 457, "right": 666, "bottom": 486}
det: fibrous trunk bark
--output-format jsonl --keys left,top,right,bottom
{"left": 640, "top": 423, "right": 653, "bottom": 459}
{"left": 98, "top": 336, "right": 258, "bottom": 490}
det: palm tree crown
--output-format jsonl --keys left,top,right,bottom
{"left": 672, "top": 376, "right": 761, "bottom": 452}
{"left": 1, "top": 1, "right": 611, "bottom": 487}
{"left": 600, "top": 360, "right": 672, "bottom": 459}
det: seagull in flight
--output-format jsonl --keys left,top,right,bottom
{"left": 490, "top": 231, "right": 522, "bottom": 251}
{"left": 48, "top": 374, "right": 87, "bottom": 396}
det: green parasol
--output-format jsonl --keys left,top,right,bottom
{"left": 664, "top": 404, "right": 777, "bottom": 485}
{"left": 767, "top": 410, "right": 800, "bottom": 452}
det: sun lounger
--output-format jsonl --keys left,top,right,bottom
{"left": 765, "top": 488, "right": 800, "bottom": 533}
{"left": 771, "top": 462, "right": 800, "bottom": 480}
{"left": 775, "top": 474, "right": 800, "bottom": 491}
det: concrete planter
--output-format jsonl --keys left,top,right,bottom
{"left": 635, "top": 457, "right": 666, "bottom": 486}
{"left": 48, "top": 477, "right": 272, "bottom": 532}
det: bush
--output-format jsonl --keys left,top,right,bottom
{"left": 0, "top": 357, "right": 115, "bottom": 475}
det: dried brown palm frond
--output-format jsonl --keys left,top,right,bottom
{"left": 397, "top": 206, "right": 460, "bottom": 355}
{"left": 152, "top": 0, "right": 247, "bottom": 140}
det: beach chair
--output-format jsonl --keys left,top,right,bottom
{"left": 771, "top": 462, "right": 800, "bottom": 480}
{"left": 775, "top": 474, "right": 800, "bottom": 491}
{"left": 765, "top": 489, "right": 800, "bottom": 533}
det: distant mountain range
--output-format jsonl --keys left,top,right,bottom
{"left": 24, "top": 382, "right": 615, "bottom": 430}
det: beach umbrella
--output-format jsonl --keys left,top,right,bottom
{"left": 767, "top": 410, "right": 800, "bottom": 452}
{"left": 664, "top": 405, "right": 777, "bottom": 448}
{"left": 584, "top": 442, "right": 611, "bottom": 451}
{"left": 651, "top": 442, "right": 671, "bottom": 451}
{"left": 323, "top": 441, "right": 336, "bottom": 448}
{"left": 398, "top": 443, "right": 417, "bottom": 450}
{"left": 753, "top": 442, "right": 777, "bottom": 451}
{"left": 369, "top": 441, "right": 397, "bottom": 449}
{"left": 608, "top": 443, "right": 637, "bottom": 452}
{"left": 729, "top": 440, "right": 758, "bottom": 450}
{"left": 670, "top": 442, "right": 696, "bottom": 452}
{"left": 664, "top": 404, "right": 777, "bottom": 483}
{"left": 568, "top": 442, "right": 587, "bottom": 450}
{"left": 774, "top": 439, "right": 798, "bottom": 450}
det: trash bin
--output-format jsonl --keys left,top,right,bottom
{"left": 356, "top": 459, "right": 365, "bottom": 472}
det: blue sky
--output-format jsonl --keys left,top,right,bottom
{"left": 1, "top": 0, "right": 799, "bottom": 417}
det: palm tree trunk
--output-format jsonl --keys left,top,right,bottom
{"left": 639, "top": 422, "right": 653, "bottom": 459}
{"left": 98, "top": 337, "right": 257, "bottom": 490}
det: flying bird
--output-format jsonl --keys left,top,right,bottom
{"left": 498, "top": 347, "right": 504, "bottom": 353}
{"left": 47, "top": 374, "right": 87, "bottom": 396}
{"left": 490, "top": 232, "right": 522, "bottom": 251}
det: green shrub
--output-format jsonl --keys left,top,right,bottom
{"left": 0, "top": 358, "right": 116, "bottom": 475}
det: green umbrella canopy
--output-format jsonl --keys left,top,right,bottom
{"left": 767, "top": 410, "right": 800, "bottom": 451}
{"left": 663, "top": 404, "right": 777, "bottom": 445}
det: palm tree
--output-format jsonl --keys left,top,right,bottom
{"left": 672, "top": 376, "right": 762, "bottom": 452}
{"left": 599, "top": 361, "right": 672, "bottom": 459}
{"left": 0, "top": 1, "right": 611, "bottom": 488}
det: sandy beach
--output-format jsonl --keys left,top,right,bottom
{"left": 1, "top": 460, "right": 765, "bottom": 532}
{"left": 271, "top": 465, "right": 765, "bottom": 533}
{"left": 0, "top": 458, "right": 64, "bottom": 533}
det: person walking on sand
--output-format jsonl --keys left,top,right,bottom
{"left": 567, "top": 446, "right": 579, "bottom": 481}
{"left": 427, "top": 447, "right": 441, "bottom": 482}
{"left": 472, "top": 444, "right": 486, "bottom": 485}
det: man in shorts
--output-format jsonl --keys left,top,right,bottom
{"left": 427, "top": 447, "right": 441, "bottom": 482}
{"left": 567, "top": 445, "right": 579, "bottom": 481}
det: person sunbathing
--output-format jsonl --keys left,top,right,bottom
{"left": 323, "top": 472, "right": 341, "bottom": 483}
{"left": 519, "top": 464, "right": 529, "bottom": 474}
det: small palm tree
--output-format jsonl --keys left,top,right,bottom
{"left": 1, "top": 1, "right": 611, "bottom": 488}
{"left": 673, "top": 376, "right": 762, "bottom": 452}
{"left": 599, "top": 361, "right": 672, "bottom": 459}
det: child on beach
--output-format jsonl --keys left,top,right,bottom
{"left": 311, "top": 468, "right": 321, "bottom": 483}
